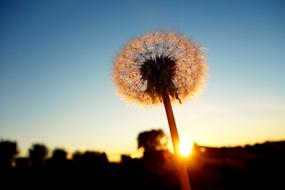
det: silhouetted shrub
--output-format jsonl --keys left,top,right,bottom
{"left": 0, "top": 140, "right": 18, "bottom": 170}
{"left": 29, "top": 143, "right": 48, "bottom": 169}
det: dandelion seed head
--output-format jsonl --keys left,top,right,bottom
{"left": 113, "top": 32, "right": 207, "bottom": 105}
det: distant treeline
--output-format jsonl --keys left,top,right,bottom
{"left": 1, "top": 129, "right": 285, "bottom": 190}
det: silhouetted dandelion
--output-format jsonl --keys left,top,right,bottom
{"left": 113, "top": 31, "right": 208, "bottom": 190}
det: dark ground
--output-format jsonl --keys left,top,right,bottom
{"left": 1, "top": 140, "right": 285, "bottom": 190}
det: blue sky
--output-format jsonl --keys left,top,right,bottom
{"left": 0, "top": 0, "right": 285, "bottom": 160}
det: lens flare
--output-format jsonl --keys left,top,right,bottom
{"left": 179, "top": 140, "right": 193, "bottom": 157}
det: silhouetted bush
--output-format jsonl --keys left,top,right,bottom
{"left": 137, "top": 129, "right": 168, "bottom": 155}
{"left": 0, "top": 140, "right": 18, "bottom": 170}
{"left": 29, "top": 143, "right": 48, "bottom": 169}
{"left": 48, "top": 148, "right": 68, "bottom": 170}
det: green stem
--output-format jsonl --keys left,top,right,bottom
{"left": 162, "top": 94, "right": 191, "bottom": 190}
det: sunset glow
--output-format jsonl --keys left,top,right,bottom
{"left": 0, "top": 1, "right": 284, "bottom": 189}
{"left": 0, "top": 0, "right": 284, "bottom": 160}
{"left": 179, "top": 140, "right": 193, "bottom": 157}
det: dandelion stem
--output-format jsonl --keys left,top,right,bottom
{"left": 163, "top": 94, "right": 191, "bottom": 190}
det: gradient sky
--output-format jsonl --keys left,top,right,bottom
{"left": 1, "top": 0, "right": 285, "bottom": 160}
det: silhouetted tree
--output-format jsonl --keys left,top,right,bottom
{"left": 29, "top": 143, "right": 48, "bottom": 168}
{"left": 15, "top": 157, "right": 29, "bottom": 171}
{"left": 0, "top": 140, "right": 18, "bottom": 169}
{"left": 72, "top": 150, "right": 108, "bottom": 171}
{"left": 51, "top": 148, "right": 67, "bottom": 161}
{"left": 137, "top": 129, "right": 168, "bottom": 155}
{"left": 49, "top": 148, "right": 68, "bottom": 169}
{"left": 121, "top": 154, "right": 132, "bottom": 164}
{"left": 136, "top": 129, "right": 178, "bottom": 189}
{"left": 72, "top": 151, "right": 82, "bottom": 162}
{"left": 82, "top": 151, "right": 108, "bottom": 167}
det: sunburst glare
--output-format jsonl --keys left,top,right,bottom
{"left": 179, "top": 139, "right": 193, "bottom": 157}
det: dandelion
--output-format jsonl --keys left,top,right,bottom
{"left": 112, "top": 32, "right": 208, "bottom": 190}
{"left": 113, "top": 32, "right": 207, "bottom": 105}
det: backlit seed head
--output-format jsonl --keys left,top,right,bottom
{"left": 113, "top": 32, "right": 207, "bottom": 105}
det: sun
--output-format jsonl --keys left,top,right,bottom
{"left": 179, "top": 140, "right": 193, "bottom": 157}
